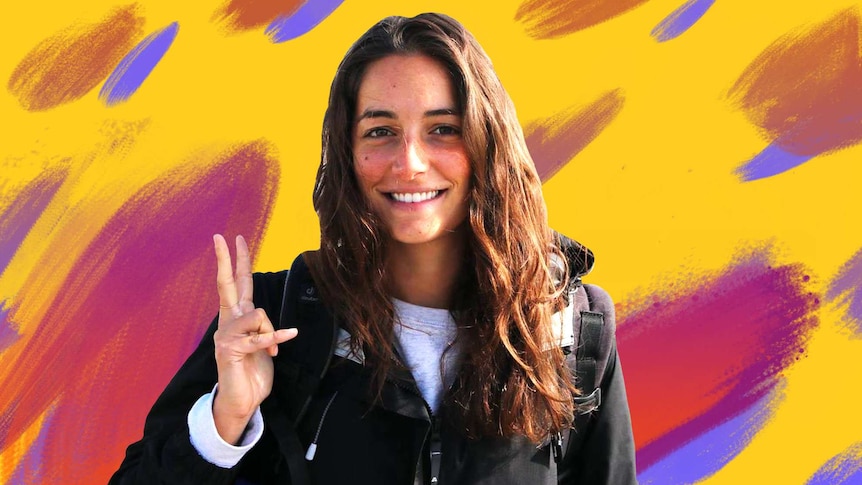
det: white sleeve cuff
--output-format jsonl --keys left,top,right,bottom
{"left": 187, "top": 384, "right": 264, "bottom": 468}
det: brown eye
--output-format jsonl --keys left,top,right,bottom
{"left": 366, "top": 127, "right": 394, "bottom": 137}
{"left": 431, "top": 125, "right": 460, "bottom": 135}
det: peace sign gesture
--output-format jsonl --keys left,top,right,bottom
{"left": 211, "top": 234, "right": 298, "bottom": 444}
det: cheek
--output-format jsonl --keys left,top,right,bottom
{"left": 442, "top": 149, "right": 472, "bottom": 186}
{"left": 353, "top": 150, "right": 387, "bottom": 189}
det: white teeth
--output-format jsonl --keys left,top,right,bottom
{"left": 390, "top": 191, "right": 439, "bottom": 203}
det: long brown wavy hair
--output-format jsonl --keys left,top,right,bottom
{"left": 306, "top": 12, "right": 576, "bottom": 443}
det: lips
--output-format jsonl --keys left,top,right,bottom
{"left": 387, "top": 190, "right": 443, "bottom": 203}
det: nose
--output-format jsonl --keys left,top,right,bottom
{"left": 392, "top": 136, "right": 428, "bottom": 180}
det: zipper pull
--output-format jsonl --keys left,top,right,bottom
{"left": 552, "top": 431, "right": 563, "bottom": 463}
{"left": 429, "top": 419, "right": 442, "bottom": 484}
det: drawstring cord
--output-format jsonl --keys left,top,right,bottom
{"left": 305, "top": 391, "right": 339, "bottom": 461}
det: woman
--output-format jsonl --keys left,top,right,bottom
{"left": 111, "top": 12, "right": 636, "bottom": 484}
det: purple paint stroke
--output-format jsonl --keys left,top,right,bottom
{"left": 0, "top": 302, "right": 17, "bottom": 352}
{"left": 0, "top": 168, "right": 68, "bottom": 273}
{"left": 7, "top": 406, "right": 56, "bottom": 485}
{"left": 650, "top": 0, "right": 716, "bottom": 42}
{"left": 827, "top": 247, "right": 862, "bottom": 335}
{"left": 637, "top": 388, "right": 779, "bottom": 484}
{"left": 265, "top": 0, "right": 345, "bottom": 43}
{"left": 806, "top": 442, "right": 862, "bottom": 484}
{"left": 99, "top": 22, "right": 179, "bottom": 106}
{"left": 735, "top": 142, "right": 814, "bottom": 181}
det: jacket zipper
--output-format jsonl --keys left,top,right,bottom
{"left": 390, "top": 378, "right": 439, "bottom": 484}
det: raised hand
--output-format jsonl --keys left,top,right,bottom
{"left": 211, "top": 234, "right": 298, "bottom": 444}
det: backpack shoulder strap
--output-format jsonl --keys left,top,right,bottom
{"left": 264, "top": 252, "right": 338, "bottom": 485}
{"left": 570, "top": 283, "right": 616, "bottom": 412}
{"left": 554, "top": 281, "right": 618, "bottom": 463}
{"left": 270, "top": 252, "right": 338, "bottom": 424}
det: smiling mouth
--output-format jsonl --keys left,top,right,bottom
{"left": 387, "top": 190, "right": 443, "bottom": 203}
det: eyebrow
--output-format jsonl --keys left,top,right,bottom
{"left": 356, "top": 107, "right": 461, "bottom": 122}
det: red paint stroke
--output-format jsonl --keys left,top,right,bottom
{"left": 515, "top": 0, "right": 651, "bottom": 39}
{"left": 0, "top": 141, "right": 280, "bottom": 484}
{"left": 525, "top": 89, "right": 625, "bottom": 182}
{"left": 616, "top": 246, "right": 819, "bottom": 470}
{"left": 0, "top": 167, "right": 69, "bottom": 274}
{"left": 213, "top": 0, "right": 306, "bottom": 32}
{"left": 6, "top": 5, "right": 145, "bottom": 111}
{"left": 728, "top": 8, "right": 862, "bottom": 157}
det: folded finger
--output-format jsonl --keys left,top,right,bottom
{"left": 237, "top": 328, "right": 298, "bottom": 355}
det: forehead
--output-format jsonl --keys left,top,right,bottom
{"left": 355, "top": 54, "right": 457, "bottom": 113}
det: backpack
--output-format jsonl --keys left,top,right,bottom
{"left": 271, "top": 232, "right": 617, "bottom": 485}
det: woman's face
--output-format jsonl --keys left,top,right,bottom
{"left": 352, "top": 54, "right": 471, "bottom": 248}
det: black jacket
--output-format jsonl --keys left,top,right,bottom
{"left": 110, "top": 265, "right": 637, "bottom": 484}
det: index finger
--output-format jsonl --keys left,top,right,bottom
{"left": 213, "top": 234, "right": 240, "bottom": 318}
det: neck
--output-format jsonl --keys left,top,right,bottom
{"left": 385, "top": 229, "right": 467, "bottom": 309}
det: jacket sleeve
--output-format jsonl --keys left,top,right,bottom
{"left": 109, "top": 271, "right": 286, "bottom": 485}
{"left": 559, "top": 343, "right": 638, "bottom": 484}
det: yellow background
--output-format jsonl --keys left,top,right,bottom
{"left": 2, "top": 0, "right": 861, "bottom": 483}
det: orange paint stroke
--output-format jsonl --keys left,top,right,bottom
{"left": 214, "top": 0, "right": 306, "bottom": 32}
{"left": 525, "top": 89, "right": 625, "bottom": 181}
{"left": 6, "top": 4, "right": 145, "bottom": 112}
{"left": 728, "top": 8, "right": 862, "bottom": 156}
{"left": 515, "top": 0, "right": 651, "bottom": 39}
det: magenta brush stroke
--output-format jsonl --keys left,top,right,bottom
{"left": 619, "top": 248, "right": 819, "bottom": 471}
{"left": 265, "top": 0, "right": 345, "bottom": 42}
{"left": 827, "top": 247, "right": 862, "bottom": 334}
{"left": 735, "top": 142, "right": 814, "bottom": 181}
{"left": 99, "top": 22, "right": 179, "bottom": 106}
{"left": 806, "top": 442, "right": 862, "bottom": 484}
{"left": 0, "top": 142, "right": 280, "bottom": 483}
{"left": 651, "top": 0, "right": 716, "bottom": 42}
{"left": 637, "top": 388, "right": 779, "bottom": 484}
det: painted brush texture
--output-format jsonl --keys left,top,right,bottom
{"left": 0, "top": 141, "right": 280, "bottom": 484}
{"left": 806, "top": 442, "right": 862, "bottom": 484}
{"left": 6, "top": 5, "right": 145, "bottom": 111}
{"left": 266, "top": 0, "right": 345, "bottom": 43}
{"left": 728, "top": 8, "right": 862, "bottom": 179}
{"left": 0, "top": 168, "right": 68, "bottom": 274}
{"left": 214, "top": 0, "right": 306, "bottom": 32}
{"left": 0, "top": 168, "right": 67, "bottom": 354}
{"left": 637, "top": 389, "right": 780, "bottom": 484}
{"left": 515, "top": 0, "right": 651, "bottom": 39}
{"left": 525, "top": 89, "right": 625, "bottom": 181}
{"left": 0, "top": 303, "right": 14, "bottom": 352}
{"left": 99, "top": 22, "right": 179, "bottom": 106}
{"left": 734, "top": 143, "right": 814, "bottom": 182}
{"left": 650, "top": 0, "right": 716, "bottom": 42}
{"left": 828, "top": 247, "right": 862, "bottom": 336}
{"left": 617, "top": 247, "right": 819, "bottom": 471}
